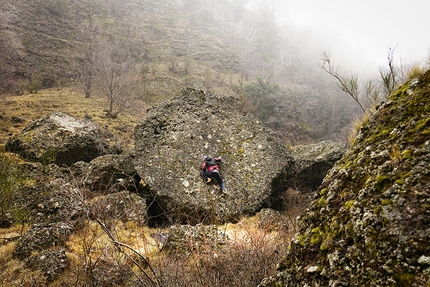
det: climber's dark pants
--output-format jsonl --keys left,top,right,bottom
{"left": 200, "top": 171, "right": 226, "bottom": 190}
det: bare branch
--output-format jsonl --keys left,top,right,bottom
{"left": 319, "top": 52, "right": 367, "bottom": 115}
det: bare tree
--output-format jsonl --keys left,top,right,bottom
{"left": 378, "top": 45, "right": 401, "bottom": 97}
{"left": 321, "top": 46, "right": 409, "bottom": 116}
{"left": 95, "top": 37, "right": 138, "bottom": 118}
{"left": 73, "top": 8, "right": 102, "bottom": 98}
{"left": 319, "top": 52, "right": 368, "bottom": 115}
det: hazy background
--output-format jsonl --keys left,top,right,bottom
{"left": 254, "top": 0, "right": 430, "bottom": 73}
{"left": 1, "top": 0, "right": 429, "bottom": 146}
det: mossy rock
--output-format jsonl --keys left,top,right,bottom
{"left": 259, "top": 70, "right": 430, "bottom": 287}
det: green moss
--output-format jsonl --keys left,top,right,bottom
{"left": 25, "top": 133, "right": 33, "bottom": 143}
{"left": 376, "top": 175, "right": 389, "bottom": 184}
{"left": 401, "top": 149, "right": 413, "bottom": 160}
{"left": 320, "top": 188, "right": 328, "bottom": 196}
{"left": 391, "top": 82, "right": 410, "bottom": 98}
{"left": 373, "top": 127, "right": 391, "bottom": 140}
{"left": 317, "top": 197, "right": 327, "bottom": 207}
{"left": 345, "top": 222, "right": 353, "bottom": 234}
{"left": 345, "top": 200, "right": 355, "bottom": 210}
{"left": 320, "top": 242, "right": 328, "bottom": 251}
{"left": 311, "top": 226, "right": 322, "bottom": 234}
{"left": 415, "top": 117, "right": 430, "bottom": 131}
{"left": 381, "top": 199, "right": 392, "bottom": 206}
{"left": 310, "top": 233, "right": 322, "bottom": 244}
{"left": 297, "top": 234, "right": 308, "bottom": 247}
{"left": 395, "top": 179, "right": 404, "bottom": 185}
{"left": 393, "top": 273, "right": 415, "bottom": 286}
{"left": 374, "top": 206, "right": 382, "bottom": 215}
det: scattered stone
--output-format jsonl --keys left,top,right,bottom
{"left": 13, "top": 222, "right": 74, "bottom": 260}
{"left": 69, "top": 152, "right": 141, "bottom": 195}
{"left": 11, "top": 115, "right": 26, "bottom": 123}
{"left": 162, "top": 223, "right": 228, "bottom": 255}
{"left": 90, "top": 191, "right": 147, "bottom": 223}
{"left": 25, "top": 248, "right": 67, "bottom": 282}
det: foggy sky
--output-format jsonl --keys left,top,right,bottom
{"left": 276, "top": 0, "right": 430, "bottom": 71}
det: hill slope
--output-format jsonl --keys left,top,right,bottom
{"left": 260, "top": 70, "right": 430, "bottom": 286}
{"left": 0, "top": 0, "right": 363, "bottom": 145}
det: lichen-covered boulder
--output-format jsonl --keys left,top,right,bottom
{"left": 13, "top": 222, "right": 74, "bottom": 260}
{"left": 5, "top": 112, "right": 111, "bottom": 166}
{"left": 26, "top": 180, "right": 87, "bottom": 225}
{"left": 134, "top": 88, "right": 295, "bottom": 224}
{"left": 291, "top": 140, "right": 347, "bottom": 191}
{"left": 68, "top": 152, "right": 141, "bottom": 195}
{"left": 259, "top": 71, "right": 430, "bottom": 286}
{"left": 25, "top": 248, "right": 67, "bottom": 282}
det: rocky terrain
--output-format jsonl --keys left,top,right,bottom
{"left": 1, "top": 88, "right": 343, "bottom": 284}
{"left": 259, "top": 70, "right": 430, "bottom": 286}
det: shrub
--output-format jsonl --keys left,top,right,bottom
{"left": 0, "top": 154, "right": 26, "bottom": 227}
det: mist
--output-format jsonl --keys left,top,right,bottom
{"left": 2, "top": 0, "right": 429, "bottom": 145}
{"left": 266, "top": 0, "right": 430, "bottom": 72}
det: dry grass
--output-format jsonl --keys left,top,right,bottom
{"left": 57, "top": 202, "right": 301, "bottom": 286}
{"left": 31, "top": 199, "right": 303, "bottom": 287}
{"left": 0, "top": 87, "right": 149, "bottom": 149}
{"left": 0, "top": 226, "right": 47, "bottom": 287}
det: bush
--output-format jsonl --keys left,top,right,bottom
{"left": 0, "top": 154, "right": 26, "bottom": 227}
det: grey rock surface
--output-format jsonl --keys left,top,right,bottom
{"left": 134, "top": 88, "right": 295, "bottom": 224}
{"left": 291, "top": 140, "right": 347, "bottom": 191}
{"left": 5, "top": 112, "right": 111, "bottom": 166}
{"left": 69, "top": 152, "right": 141, "bottom": 195}
{"left": 259, "top": 70, "right": 430, "bottom": 286}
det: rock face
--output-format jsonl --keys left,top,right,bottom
{"left": 291, "top": 140, "right": 347, "bottom": 191}
{"left": 5, "top": 112, "right": 111, "bottom": 166}
{"left": 259, "top": 71, "right": 430, "bottom": 286}
{"left": 69, "top": 152, "right": 141, "bottom": 194}
{"left": 134, "top": 88, "right": 295, "bottom": 224}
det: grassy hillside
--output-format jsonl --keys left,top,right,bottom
{"left": 0, "top": 88, "right": 148, "bottom": 150}
{"left": 0, "top": 0, "right": 371, "bottom": 145}
{"left": 0, "top": 0, "right": 243, "bottom": 94}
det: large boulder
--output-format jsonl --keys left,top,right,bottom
{"left": 291, "top": 140, "right": 347, "bottom": 191}
{"left": 134, "top": 88, "right": 295, "bottom": 224}
{"left": 259, "top": 71, "right": 430, "bottom": 286}
{"left": 5, "top": 112, "right": 111, "bottom": 166}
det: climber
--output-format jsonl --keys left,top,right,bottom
{"left": 200, "top": 155, "right": 227, "bottom": 194}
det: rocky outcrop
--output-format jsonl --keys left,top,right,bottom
{"left": 260, "top": 71, "right": 430, "bottom": 286}
{"left": 24, "top": 248, "right": 67, "bottom": 282}
{"left": 68, "top": 152, "right": 141, "bottom": 195}
{"left": 5, "top": 112, "right": 111, "bottom": 166}
{"left": 13, "top": 222, "right": 74, "bottom": 260}
{"left": 291, "top": 140, "right": 347, "bottom": 191}
{"left": 134, "top": 88, "right": 296, "bottom": 224}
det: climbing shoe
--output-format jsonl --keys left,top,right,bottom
{"left": 206, "top": 178, "right": 212, "bottom": 183}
